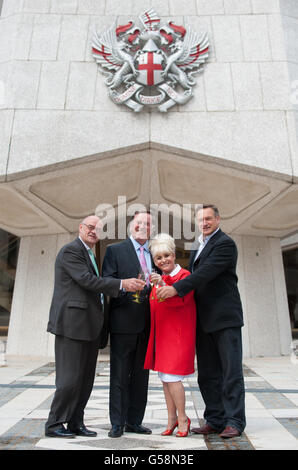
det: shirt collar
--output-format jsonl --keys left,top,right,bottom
{"left": 79, "top": 236, "right": 92, "bottom": 252}
{"left": 198, "top": 227, "right": 220, "bottom": 245}
{"left": 168, "top": 264, "right": 181, "bottom": 277}
{"left": 130, "top": 235, "right": 150, "bottom": 252}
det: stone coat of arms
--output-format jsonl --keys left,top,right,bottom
{"left": 92, "top": 9, "right": 209, "bottom": 112}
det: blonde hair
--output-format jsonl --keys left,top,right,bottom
{"left": 149, "top": 233, "right": 176, "bottom": 258}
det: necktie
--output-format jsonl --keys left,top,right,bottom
{"left": 88, "top": 249, "right": 99, "bottom": 277}
{"left": 139, "top": 246, "right": 149, "bottom": 286}
{"left": 88, "top": 249, "right": 103, "bottom": 306}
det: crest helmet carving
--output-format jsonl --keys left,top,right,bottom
{"left": 92, "top": 9, "right": 209, "bottom": 112}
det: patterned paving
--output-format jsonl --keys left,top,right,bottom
{"left": 0, "top": 356, "right": 298, "bottom": 451}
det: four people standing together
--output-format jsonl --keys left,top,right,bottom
{"left": 45, "top": 205, "right": 246, "bottom": 441}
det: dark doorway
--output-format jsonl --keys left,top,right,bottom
{"left": 282, "top": 247, "right": 298, "bottom": 340}
{"left": 0, "top": 229, "right": 20, "bottom": 336}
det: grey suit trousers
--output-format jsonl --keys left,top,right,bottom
{"left": 45, "top": 335, "right": 99, "bottom": 431}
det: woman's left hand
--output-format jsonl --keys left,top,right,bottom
{"left": 150, "top": 272, "right": 162, "bottom": 286}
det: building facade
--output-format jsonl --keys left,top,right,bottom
{"left": 0, "top": 0, "right": 297, "bottom": 358}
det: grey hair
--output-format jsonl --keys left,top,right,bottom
{"left": 195, "top": 204, "right": 220, "bottom": 217}
{"left": 149, "top": 233, "right": 176, "bottom": 258}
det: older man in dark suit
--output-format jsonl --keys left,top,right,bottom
{"left": 102, "top": 211, "right": 157, "bottom": 438}
{"left": 157, "top": 205, "right": 246, "bottom": 439}
{"left": 45, "top": 215, "right": 145, "bottom": 438}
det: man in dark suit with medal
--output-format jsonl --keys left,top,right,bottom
{"left": 102, "top": 211, "right": 156, "bottom": 438}
{"left": 45, "top": 215, "right": 145, "bottom": 438}
{"left": 157, "top": 205, "right": 246, "bottom": 439}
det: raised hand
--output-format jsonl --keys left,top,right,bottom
{"left": 150, "top": 271, "right": 162, "bottom": 286}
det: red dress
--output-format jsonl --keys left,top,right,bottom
{"left": 144, "top": 266, "right": 196, "bottom": 376}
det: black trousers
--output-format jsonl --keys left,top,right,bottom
{"left": 196, "top": 326, "right": 246, "bottom": 433}
{"left": 45, "top": 335, "right": 99, "bottom": 431}
{"left": 109, "top": 332, "right": 149, "bottom": 426}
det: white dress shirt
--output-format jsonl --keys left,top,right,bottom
{"left": 79, "top": 236, "right": 95, "bottom": 262}
{"left": 130, "top": 235, "right": 152, "bottom": 273}
{"left": 193, "top": 228, "right": 220, "bottom": 263}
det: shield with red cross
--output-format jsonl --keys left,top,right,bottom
{"left": 136, "top": 52, "right": 164, "bottom": 87}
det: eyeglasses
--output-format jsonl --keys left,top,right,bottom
{"left": 82, "top": 223, "right": 96, "bottom": 232}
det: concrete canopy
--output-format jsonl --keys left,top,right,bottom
{"left": 0, "top": 142, "right": 297, "bottom": 240}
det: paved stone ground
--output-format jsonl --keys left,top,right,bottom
{"left": 0, "top": 353, "right": 297, "bottom": 454}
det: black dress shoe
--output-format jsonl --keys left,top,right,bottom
{"left": 108, "top": 425, "right": 124, "bottom": 438}
{"left": 68, "top": 425, "right": 97, "bottom": 437}
{"left": 125, "top": 424, "right": 152, "bottom": 434}
{"left": 45, "top": 426, "right": 76, "bottom": 438}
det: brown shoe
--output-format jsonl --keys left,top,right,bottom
{"left": 191, "top": 423, "right": 221, "bottom": 435}
{"left": 219, "top": 425, "right": 241, "bottom": 439}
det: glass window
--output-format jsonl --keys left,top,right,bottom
{"left": 0, "top": 229, "right": 20, "bottom": 336}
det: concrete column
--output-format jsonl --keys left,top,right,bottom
{"left": 236, "top": 234, "right": 292, "bottom": 357}
{"left": 6, "top": 232, "right": 73, "bottom": 358}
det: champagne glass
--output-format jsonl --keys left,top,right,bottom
{"left": 157, "top": 278, "right": 166, "bottom": 303}
{"left": 149, "top": 269, "right": 159, "bottom": 300}
{"left": 150, "top": 269, "right": 165, "bottom": 303}
{"left": 149, "top": 269, "right": 161, "bottom": 286}
{"left": 132, "top": 270, "right": 146, "bottom": 303}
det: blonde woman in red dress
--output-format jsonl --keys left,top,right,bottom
{"left": 144, "top": 234, "right": 196, "bottom": 437}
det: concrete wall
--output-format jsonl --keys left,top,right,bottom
{"left": 6, "top": 232, "right": 74, "bottom": 357}
{"left": 235, "top": 234, "right": 292, "bottom": 357}
{"left": 280, "top": 0, "right": 298, "bottom": 173}
{"left": 0, "top": 0, "right": 297, "bottom": 180}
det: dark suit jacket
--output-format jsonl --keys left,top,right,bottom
{"left": 174, "top": 229, "right": 243, "bottom": 333}
{"left": 47, "top": 237, "right": 121, "bottom": 342}
{"left": 102, "top": 238, "right": 157, "bottom": 335}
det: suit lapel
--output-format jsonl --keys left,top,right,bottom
{"left": 76, "top": 237, "right": 98, "bottom": 275}
{"left": 125, "top": 238, "right": 142, "bottom": 272}
{"left": 192, "top": 229, "right": 222, "bottom": 270}
{"left": 189, "top": 240, "right": 199, "bottom": 272}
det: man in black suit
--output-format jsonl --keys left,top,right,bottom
{"left": 157, "top": 205, "right": 246, "bottom": 439}
{"left": 45, "top": 215, "right": 145, "bottom": 438}
{"left": 102, "top": 211, "right": 155, "bottom": 438}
